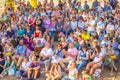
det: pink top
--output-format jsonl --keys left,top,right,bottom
{"left": 43, "top": 18, "right": 50, "bottom": 29}
{"left": 67, "top": 48, "right": 78, "bottom": 60}
{"left": 28, "top": 17, "right": 35, "bottom": 27}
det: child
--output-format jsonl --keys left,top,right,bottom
{"left": 79, "top": 70, "right": 92, "bottom": 80}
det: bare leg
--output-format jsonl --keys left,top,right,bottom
{"left": 27, "top": 70, "right": 32, "bottom": 79}
{"left": 17, "top": 57, "right": 23, "bottom": 67}
{"left": 89, "top": 63, "right": 99, "bottom": 75}
{"left": 2, "top": 72, "right": 7, "bottom": 77}
{"left": 34, "top": 70, "right": 39, "bottom": 79}
{"left": 86, "top": 62, "right": 94, "bottom": 70}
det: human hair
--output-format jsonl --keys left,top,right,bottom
{"left": 95, "top": 46, "right": 101, "bottom": 53}
{"left": 0, "top": 53, "right": 4, "bottom": 59}
{"left": 7, "top": 56, "right": 13, "bottom": 66}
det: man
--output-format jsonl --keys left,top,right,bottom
{"left": 81, "top": 30, "right": 90, "bottom": 41}
{"left": 20, "top": 57, "right": 31, "bottom": 80}
{"left": 39, "top": 42, "right": 54, "bottom": 72}
{"left": 92, "top": 0, "right": 99, "bottom": 9}
{"left": 78, "top": 19, "right": 85, "bottom": 30}
{"left": 27, "top": 57, "right": 40, "bottom": 80}
{"left": 13, "top": 39, "right": 27, "bottom": 67}
{"left": 112, "top": 38, "right": 119, "bottom": 56}
{"left": 59, "top": 42, "right": 78, "bottom": 69}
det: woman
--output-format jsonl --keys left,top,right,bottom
{"left": 86, "top": 46, "right": 104, "bottom": 75}
{"left": 59, "top": 36, "right": 68, "bottom": 50}
{"left": 0, "top": 53, "right": 5, "bottom": 74}
{"left": 49, "top": 17, "right": 56, "bottom": 36}
{"left": 0, "top": 56, "right": 16, "bottom": 77}
{"left": 77, "top": 35, "right": 84, "bottom": 50}
{"left": 28, "top": 15, "right": 35, "bottom": 27}
{"left": 106, "top": 21, "right": 115, "bottom": 34}
{"left": 53, "top": 43, "right": 64, "bottom": 63}
{"left": 45, "top": 35, "right": 54, "bottom": 48}
{"left": 76, "top": 46, "right": 89, "bottom": 71}
{"left": 34, "top": 26, "right": 41, "bottom": 38}
{"left": 17, "top": 25, "right": 25, "bottom": 37}
{"left": 46, "top": 60, "right": 61, "bottom": 80}
{"left": 62, "top": 62, "right": 78, "bottom": 80}
{"left": 25, "top": 26, "right": 33, "bottom": 37}
{"left": 96, "top": 18, "right": 105, "bottom": 35}
{"left": 4, "top": 42, "right": 14, "bottom": 56}
{"left": 63, "top": 17, "right": 71, "bottom": 37}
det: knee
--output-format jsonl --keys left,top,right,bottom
{"left": 91, "top": 66, "right": 97, "bottom": 70}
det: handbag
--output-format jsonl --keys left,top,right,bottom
{"left": 8, "top": 68, "right": 15, "bottom": 75}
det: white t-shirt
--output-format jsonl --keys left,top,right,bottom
{"left": 106, "top": 24, "right": 115, "bottom": 32}
{"left": 78, "top": 21, "right": 85, "bottom": 29}
{"left": 41, "top": 48, "right": 54, "bottom": 57}
{"left": 93, "top": 52, "right": 104, "bottom": 63}
{"left": 87, "top": 20, "right": 95, "bottom": 31}
{"left": 70, "top": 21, "right": 77, "bottom": 30}
{"left": 22, "top": 61, "right": 31, "bottom": 71}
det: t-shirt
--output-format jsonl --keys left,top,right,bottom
{"left": 34, "top": 37, "right": 46, "bottom": 47}
{"left": 67, "top": 48, "right": 78, "bottom": 60}
{"left": 22, "top": 61, "right": 31, "bottom": 71}
{"left": 30, "top": 62, "right": 40, "bottom": 68}
{"left": 81, "top": 33, "right": 90, "bottom": 40}
{"left": 78, "top": 21, "right": 85, "bottom": 30}
{"left": 70, "top": 21, "right": 77, "bottom": 31}
{"left": 41, "top": 48, "right": 54, "bottom": 57}
{"left": 93, "top": 52, "right": 104, "bottom": 63}
{"left": 106, "top": 24, "right": 115, "bottom": 33}
{"left": 87, "top": 20, "right": 95, "bottom": 31}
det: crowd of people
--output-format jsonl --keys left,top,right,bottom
{"left": 0, "top": 0, "right": 120, "bottom": 80}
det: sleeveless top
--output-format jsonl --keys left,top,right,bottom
{"left": 34, "top": 31, "right": 40, "bottom": 37}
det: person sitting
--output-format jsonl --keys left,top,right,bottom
{"left": 20, "top": 57, "right": 31, "bottom": 80}
{"left": 0, "top": 53, "right": 5, "bottom": 74}
{"left": 86, "top": 46, "right": 104, "bottom": 75}
{"left": 53, "top": 43, "right": 64, "bottom": 63}
{"left": 0, "top": 56, "right": 16, "bottom": 77}
{"left": 46, "top": 60, "right": 61, "bottom": 80}
{"left": 62, "top": 62, "right": 78, "bottom": 80}
{"left": 76, "top": 46, "right": 89, "bottom": 71}
{"left": 104, "top": 42, "right": 117, "bottom": 73}
{"left": 27, "top": 57, "right": 40, "bottom": 80}
{"left": 13, "top": 39, "right": 27, "bottom": 68}
{"left": 59, "top": 42, "right": 78, "bottom": 70}
{"left": 39, "top": 42, "right": 54, "bottom": 72}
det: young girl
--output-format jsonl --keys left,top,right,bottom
{"left": 46, "top": 60, "right": 61, "bottom": 80}
{"left": 62, "top": 62, "right": 78, "bottom": 80}
{"left": 0, "top": 56, "right": 16, "bottom": 77}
